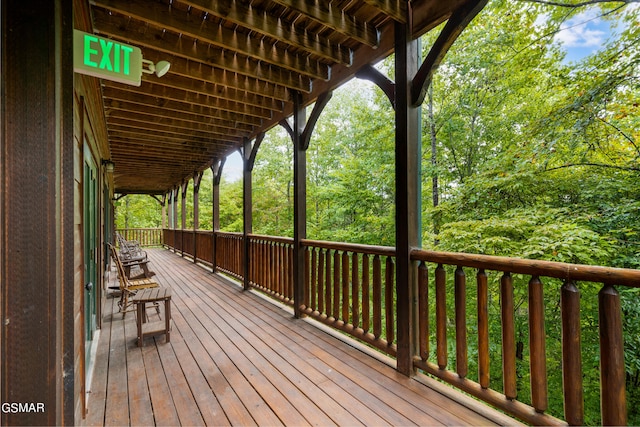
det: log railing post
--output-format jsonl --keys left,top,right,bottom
{"left": 351, "top": 252, "right": 360, "bottom": 329}
{"left": 561, "top": 281, "right": 584, "bottom": 425}
{"left": 342, "top": 252, "right": 350, "bottom": 323}
{"left": 599, "top": 284, "right": 627, "bottom": 426}
{"left": 385, "top": 257, "right": 395, "bottom": 346}
{"left": 418, "top": 262, "right": 429, "bottom": 361}
{"left": 373, "top": 255, "right": 382, "bottom": 340}
{"left": 333, "top": 250, "right": 340, "bottom": 320}
{"left": 501, "top": 272, "right": 517, "bottom": 400}
{"left": 362, "top": 255, "right": 370, "bottom": 333}
{"left": 477, "top": 269, "right": 489, "bottom": 389}
{"left": 529, "top": 276, "right": 548, "bottom": 413}
{"left": 455, "top": 266, "right": 467, "bottom": 378}
{"left": 435, "top": 264, "right": 447, "bottom": 370}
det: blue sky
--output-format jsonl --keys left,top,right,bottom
{"left": 553, "top": 5, "right": 639, "bottom": 63}
{"left": 553, "top": 9, "right": 612, "bottom": 63}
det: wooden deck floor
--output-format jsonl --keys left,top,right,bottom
{"left": 86, "top": 248, "right": 518, "bottom": 426}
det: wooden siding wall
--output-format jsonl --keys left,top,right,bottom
{"left": 73, "top": 0, "right": 112, "bottom": 422}
{"left": 1, "top": 1, "right": 75, "bottom": 424}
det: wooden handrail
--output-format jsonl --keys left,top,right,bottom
{"left": 302, "top": 238, "right": 397, "bottom": 257}
{"left": 411, "top": 248, "right": 640, "bottom": 286}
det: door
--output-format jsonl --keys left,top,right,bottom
{"left": 84, "top": 148, "right": 98, "bottom": 361}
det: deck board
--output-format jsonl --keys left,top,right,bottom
{"left": 87, "top": 248, "right": 517, "bottom": 426}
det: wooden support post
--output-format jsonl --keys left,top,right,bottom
{"left": 167, "top": 190, "right": 173, "bottom": 229}
{"left": 161, "top": 194, "right": 167, "bottom": 230}
{"left": 173, "top": 187, "right": 179, "bottom": 229}
{"left": 193, "top": 171, "right": 203, "bottom": 263}
{"left": 180, "top": 181, "right": 189, "bottom": 256}
{"left": 242, "top": 135, "right": 263, "bottom": 290}
{"left": 211, "top": 159, "right": 224, "bottom": 272}
{"left": 291, "top": 91, "right": 307, "bottom": 317}
{"left": 394, "top": 18, "right": 421, "bottom": 376}
{"left": 181, "top": 181, "right": 188, "bottom": 231}
{"left": 193, "top": 171, "right": 203, "bottom": 231}
{"left": 1, "top": 1, "right": 74, "bottom": 424}
{"left": 173, "top": 186, "right": 179, "bottom": 252}
{"left": 242, "top": 141, "right": 252, "bottom": 289}
{"left": 283, "top": 91, "right": 332, "bottom": 318}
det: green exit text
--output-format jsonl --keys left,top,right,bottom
{"left": 73, "top": 29, "right": 143, "bottom": 86}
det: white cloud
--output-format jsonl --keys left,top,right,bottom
{"left": 554, "top": 10, "right": 608, "bottom": 48}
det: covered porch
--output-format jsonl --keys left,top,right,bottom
{"left": 87, "top": 248, "right": 516, "bottom": 426}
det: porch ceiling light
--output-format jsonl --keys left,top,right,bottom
{"left": 102, "top": 159, "right": 115, "bottom": 173}
{"left": 141, "top": 59, "right": 171, "bottom": 78}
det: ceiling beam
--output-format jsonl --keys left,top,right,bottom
{"left": 181, "top": 0, "right": 353, "bottom": 65}
{"left": 102, "top": 88, "right": 264, "bottom": 127}
{"left": 139, "top": 49, "right": 291, "bottom": 101}
{"left": 106, "top": 117, "right": 243, "bottom": 142}
{"left": 270, "top": 0, "right": 380, "bottom": 47}
{"left": 362, "top": 0, "right": 407, "bottom": 24}
{"left": 92, "top": 0, "right": 332, "bottom": 80}
{"left": 92, "top": 7, "right": 313, "bottom": 92}
{"left": 102, "top": 82, "right": 273, "bottom": 120}
{"left": 103, "top": 99, "right": 255, "bottom": 132}
{"left": 139, "top": 73, "right": 285, "bottom": 112}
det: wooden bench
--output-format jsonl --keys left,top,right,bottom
{"left": 132, "top": 287, "right": 172, "bottom": 347}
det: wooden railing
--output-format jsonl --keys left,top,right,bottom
{"left": 216, "top": 232, "right": 244, "bottom": 279}
{"left": 300, "top": 239, "right": 397, "bottom": 357}
{"left": 155, "top": 227, "right": 639, "bottom": 425}
{"left": 248, "top": 234, "right": 294, "bottom": 303}
{"left": 410, "top": 249, "right": 637, "bottom": 426}
{"left": 116, "top": 228, "right": 163, "bottom": 247}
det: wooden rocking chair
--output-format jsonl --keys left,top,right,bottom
{"left": 108, "top": 243, "right": 160, "bottom": 318}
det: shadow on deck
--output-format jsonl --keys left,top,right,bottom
{"left": 86, "top": 248, "right": 520, "bottom": 426}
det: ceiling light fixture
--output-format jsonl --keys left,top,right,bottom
{"left": 141, "top": 59, "right": 171, "bottom": 77}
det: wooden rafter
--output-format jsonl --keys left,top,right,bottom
{"left": 83, "top": 0, "right": 485, "bottom": 194}
{"left": 181, "top": 0, "right": 354, "bottom": 64}
{"left": 270, "top": 0, "right": 380, "bottom": 47}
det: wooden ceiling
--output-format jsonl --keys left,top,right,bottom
{"left": 87, "top": 0, "right": 472, "bottom": 194}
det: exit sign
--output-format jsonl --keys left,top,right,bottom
{"left": 73, "top": 29, "right": 143, "bottom": 86}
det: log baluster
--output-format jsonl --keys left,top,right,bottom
{"left": 272, "top": 242, "right": 278, "bottom": 293}
{"left": 325, "top": 249, "right": 332, "bottom": 319}
{"left": 254, "top": 240, "right": 261, "bottom": 286}
{"left": 352, "top": 252, "right": 360, "bottom": 329}
{"left": 455, "top": 266, "right": 467, "bottom": 378}
{"left": 317, "top": 249, "right": 325, "bottom": 314}
{"left": 279, "top": 243, "right": 285, "bottom": 296}
{"left": 561, "top": 281, "right": 583, "bottom": 426}
{"left": 373, "top": 255, "right": 382, "bottom": 340}
{"left": 267, "top": 241, "right": 272, "bottom": 289}
{"left": 304, "top": 246, "right": 310, "bottom": 307}
{"left": 342, "top": 251, "right": 350, "bottom": 322}
{"left": 501, "top": 272, "right": 517, "bottom": 400}
{"left": 333, "top": 250, "right": 340, "bottom": 320}
{"left": 477, "top": 269, "right": 489, "bottom": 388}
{"left": 385, "top": 257, "right": 395, "bottom": 345}
{"left": 435, "top": 264, "right": 447, "bottom": 369}
{"left": 269, "top": 242, "right": 275, "bottom": 292}
{"left": 310, "top": 248, "right": 317, "bottom": 311}
{"left": 289, "top": 244, "right": 294, "bottom": 299}
{"left": 599, "top": 284, "right": 626, "bottom": 426}
{"left": 418, "top": 261, "right": 429, "bottom": 360}
{"left": 362, "top": 254, "right": 370, "bottom": 333}
{"left": 529, "top": 276, "right": 548, "bottom": 413}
